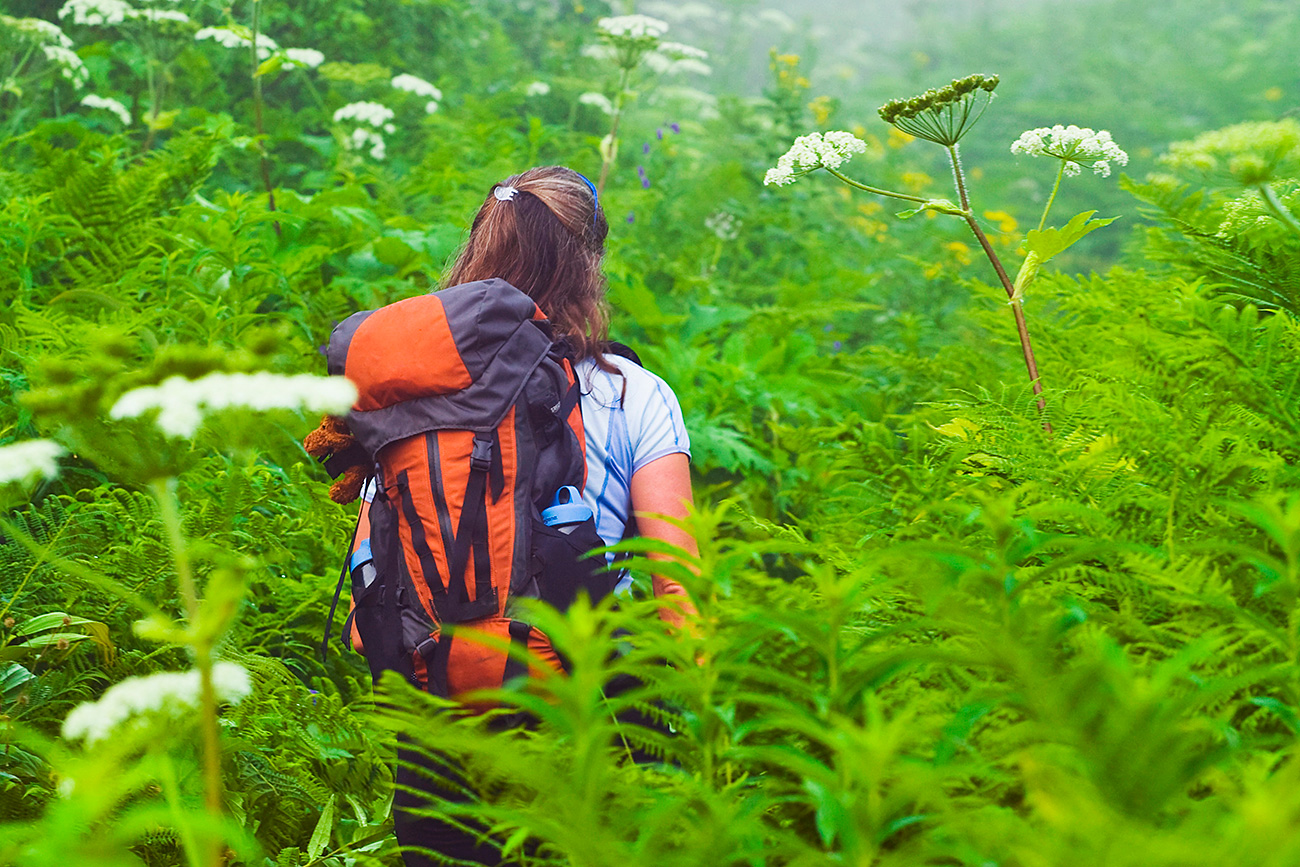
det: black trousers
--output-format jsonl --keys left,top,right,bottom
{"left": 393, "top": 738, "right": 514, "bottom": 867}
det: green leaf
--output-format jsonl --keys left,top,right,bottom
{"left": 255, "top": 55, "right": 285, "bottom": 78}
{"left": 308, "top": 794, "right": 336, "bottom": 857}
{"left": 1024, "top": 210, "right": 1119, "bottom": 262}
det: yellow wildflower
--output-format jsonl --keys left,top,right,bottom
{"left": 900, "top": 171, "right": 931, "bottom": 191}
{"left": 1265, "top": 86, "right": 1283, "bottom": 102}
{"left": 983, "top": 210, "right": 1017, "bottom": 233}
{"left": 887, "top": 127, "right": 914, "bottom": 149}
{"left": 808, "top": 95, "right": 832, "bottom": 125}
{"left": 944, "top": 240, "right": 972, "bottom": 265}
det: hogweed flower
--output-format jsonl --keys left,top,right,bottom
{"left": 2, "top": 15, "right": 73, "bottom": 47}
{"left": 578, "top": 92, "right": 615, "bottom": 115}
{"left": 283, "top": 47, "right": 324, "bottom": 69}
{"left": 705, "top": 211, "right": 740, "bottom": 240}
{"left": 195, "top": 25, "right": 278, "bottom": 59}
{"left": 595, "top": 14, "right": 670, "bottom": 72}
{"left": 1011, "top": 125, "right": 1129, "bottom": 177}
{"left": 40, "top": 45, "right": 88, "bottom": 85}
{"left": 524, "top": 81, "right": 550, "bottom": 97}
{"left": 332, "top": 100, "right": 395, "bottom": 127}
{"left": 81, "top": 93, "right": 131, "bottom": 124}
{"left": 1160, "top": 119, "right": 1300, "bottom": 186}
{"left": 57, "top": 0, "right": 133, "bottom": 27}
{"left": 878, "top": 73, "right": 999, "bottom": 147}
{"left": 392, "top": 73, "right": 441, "bottom": 100}
{"left": 764, "top": 131, "right": 868, "bottom": 186}
{"left": 109, "top": 372, "right": 357, "bottom": 438}
{"left": 0, "top": 440, "right": 64, "bottom": 485}
{"left": 62, "top": 663, "right": 251, "bottom": 745}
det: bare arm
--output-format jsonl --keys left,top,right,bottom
{"left": 628, "top": 452, "right": 699, "bottom": 629}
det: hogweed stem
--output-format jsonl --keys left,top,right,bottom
{"left": 947, "top": 144, "right": 1052, "bottom": 431}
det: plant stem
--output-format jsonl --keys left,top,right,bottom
{"left": 151, "top": 478, "right": 224, "bottom": 867}
{"left": 250, "top": 0, "right": 281, "bottom": 236}
{"left": 947, "top": 145, "right": 1052, "bottom": 431}
{"left": 596, "top": 66, "right": 630, "bottom": 196}
{"left": 1258, "top": 182, "right": 1300, "bottom": 239}
{"left": 823, "top": 167, "right": 930, "bottom": 204}
{"left": 1037, "top": 160, "right": 1066, "bottom": 232}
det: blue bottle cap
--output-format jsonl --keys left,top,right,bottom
{"left": 350, "top": 537, "right": 373, "bottom": 571}
{"left": 541, "top": 485, "right": 593, "bottom": 526}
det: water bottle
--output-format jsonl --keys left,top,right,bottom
{"left": 350, "top": 537, "right": 377, "bottom": 590}
{"left": 541, "top": 485, "right": 593, "bottom": 534}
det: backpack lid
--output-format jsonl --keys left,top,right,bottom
{"left": 327, "top": 279, "right": 558, "bottom": 457}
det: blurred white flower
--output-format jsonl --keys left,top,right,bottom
{"left": 646, "top": 54, "right": 710, "bottom": 76}
{"left": 194, "top": 25, "right": 278, "bottom": 59}
{"left": 81, "top": 93, "right": 131, "bottom": 124}
{"left": 578, "top": 92, "right": 614, "bottom": 115}
{"left": 41, "top": 44, "right": 87, "bottom": 85}
{"left": 524, "top": 81, "right": 550, "bottom": 97}
{"left": 756, "top": 9, "right": 796, "bottom": 31}
{"left": 764, "top": 131, "right": 868, "bottom": 186}
{"left": 581, "top": 43, "right": 615, "bottom": 62}
{"left": 333, "top": 100, "right": 395, "bottom": 127}
{"left": 705, "top": 210, "right": 740, "bottom": 240}
{"left": 657, "top": 41, "right": 708, "bottom": 61}
{"left": 1011, "top": 125, "right": 1128, "bottom": 177}
{"left": 126, "top": 8, "right": 188, "bottom": 23}
{"left": 58, "top": 0, "right": 134, "bottom": 27}
{"left": 2, "top": 15, "right": 74, "bottom": 47}
{"left": 642, "top": 2, "right": 715, "bottom": 23}
{"left": 391, "top": 73, "right": 441, "bottom": 100}
{"left": 596, "top": 14, "right": 669, "bottom": 39}
{"left": 109, "top": 372, "right": 357, "bottom": 438}
{"left": 63, "top": 663, "right": 251, "bottom": 745}
{"left": 348, "top": 127, "right": 387, "bottom": 159}
{"left": 283, "top": 47, "right": 324, "bottom": 68}
{"left": 0, "top": 440, "right": 64, "bottom": 485}
{"left": 424, "top": 100, "right": 438, "bottom": 114}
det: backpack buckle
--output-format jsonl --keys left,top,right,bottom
{"left": 470, "top": 436, "right": 493, "bottom": 472}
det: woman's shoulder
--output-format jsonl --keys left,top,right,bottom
{"left": 576, "top": 352, "right": 680, "bottom": 407}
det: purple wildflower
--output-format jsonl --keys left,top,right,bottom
{"left": 641, "top": 176, "right": 651, "bottom": 189}
{"left": 637, "top": 165, "right": 646, "bottom": 177}
{"left": 656, "top": 128, "right": 663, "bottom": 140}
{"left": 833, "top": 340, "right": 843, "bottom": 352}
{"left": 823, "top": 324, "right": 833, "bottom": 332}
{"left": 626, "top": 212, "right": 635, "bottom": 223}
{"left": 671, "top": 122, "right": 680, "bottom": 134}
{"left": 643, "top": 142, "right": 650, "bottom": 154}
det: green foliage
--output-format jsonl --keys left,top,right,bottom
{"left": 1, "top": 0, "right": 1299, "bottom": 864}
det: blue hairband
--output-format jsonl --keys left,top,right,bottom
{"left": 575, "top": 172, "right": 600, "bottom": 224}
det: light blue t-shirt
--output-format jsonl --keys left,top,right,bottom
{"left": 575, "top": 355, "right": 691, "bottom": 570}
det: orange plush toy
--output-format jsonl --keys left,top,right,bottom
{"left": 303, "top": 414, "right": 369, "bottom": 504}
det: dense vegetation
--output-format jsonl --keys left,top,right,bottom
{"left": 1, "top": 0, "right": 1298, "bottom": 864}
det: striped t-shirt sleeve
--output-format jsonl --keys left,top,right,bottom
{"left": 626, "top": 363, "right": 691, "bottom": 472}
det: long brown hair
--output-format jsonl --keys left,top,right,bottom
{"left": 443, "top": 166, "right": 610, "bottom": 359}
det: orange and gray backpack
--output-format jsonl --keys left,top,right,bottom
{"left": 316, "top": 278, "right": 618, "bottom": 697}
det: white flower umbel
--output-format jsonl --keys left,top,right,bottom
{"left": 596, "top": 14, "right": 669, "bottom": 39}
{"left": 81, "top": 93, "right": 131, "bottom": 124}
{"left": 41, "top": 44, "right": 87, "bottom": 85}
{"left": 764, "top": 131, "right": 868, "bottom": 186}
{"left": 348, "top": 127, "right": 387, "bottom": 160}
{"left": 109, "top": 372, "right": 357, "bottom": 438}
{"left": 194, "top": 25, "right": 278, "bottom": 59}
{"left": 58, "top": 0, "right": 135, "bottom": 27}
{"left": 332, "top": 100, "right": 395, "bottom": 127}
{"left": 0, "top": 440, "right": 64, "bottom": 485}
{"left": 62, "top": 662, "right": 251, "bottom": 745}
{"left": 524, "top": 81, "right": 550, "bottom": 97}
{"left": 1011, "top": 125, "right": 1129, "bottom": 177}
{"left": 392, "top": 73, "right": 441, "bottom": 100}
{"left": 578, "top": 92, "right": 614, "bottom": 115}
{"left": 127, "top": 8, "right": 189, "bottom": 23}
{"left": 283, "top": 47, "right": 324, "bottom": 68}
{"left": 2, "top": 15, "right": 74, "bottom": 47}
{"left": 705, "top": 210, "right": 739, "bottom": 240}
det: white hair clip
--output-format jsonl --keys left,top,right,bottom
{"left": 493, "top": 185, "right": 518, "bottom": 201}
